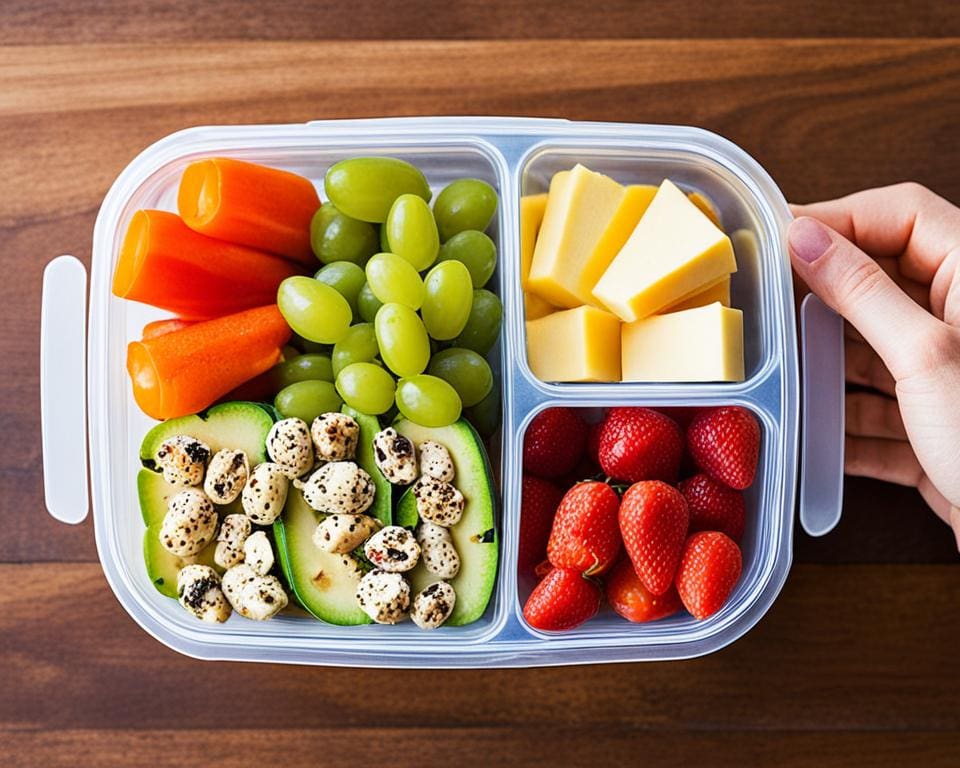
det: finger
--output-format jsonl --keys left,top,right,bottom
{"left": 845, "top": 392, "right": 907, "bottom": 440}
{"left": 844, "top": 436, "right": 924, "bottom": 487}
{"left": 845, "top": 338, "right": 897, "bottom": 396}
{"left": 791, "top": 183, "right": 960, "bottom": 287}
{"left": 875, "top": 255, "right": 931, "bottom": 311}
{"left": 788, "top": 217, "right": 944, "bottom": 381}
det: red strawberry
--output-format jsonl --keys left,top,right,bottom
{"left": 675, "top": 531, "right": 742, "bottom": 620}
{"left": 534, "top": 559, "right": 554, "bottom": 579}
{"left": 547, "top": 481, "right": 621, "bottom": 576}
{"left": 618, "top": 480, "right": 689, "bottom": 595}
{"left": 518, "top": 475, "right": 564, "bottom": 576}
{"left": 597, "top": 407, "right": 683, "bottom": 483}
{"left": 679, "top": 473, "right": 746, "bottom": 542}
{"left": 686, "top": 407, "right": 760, "bottom": 490}
{"left": 586, "top": 420, "right": 603, "bottom": 465}
{"left": 605, "top": 556, "right": 682, "bottom": 623}
{"left": 523, "top": 408, "right": 588, "bottom": 479}
{"left": 522, "top": 567, "right": 601, "bottom": 631}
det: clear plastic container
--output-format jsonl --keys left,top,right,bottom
{"left": 40, "top": 117, "right": 845, "bottom": 667}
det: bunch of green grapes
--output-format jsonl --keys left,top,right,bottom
{"left": 275, "top": 158, "right": 502, "bottom": 433}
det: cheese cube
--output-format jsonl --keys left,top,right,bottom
{"left": 526, "top": 306, "right": 621, "bottom": 382}
{"left": 520, "top": 192, "right": 549, "bottom": 291}
{"left": 593, "top": 179, "right": 737, "bottom": 322}
{"left": 662, "top": 275, "right": 731, "bottom": 313}
{"left": 621, "top": 302, "right": 744, "bottom": 382}
{"left": 524, "top": 291, "right": 555, "bottom": 321}
{"left": 528, "top": 165, "right": 625, "bottom": 308}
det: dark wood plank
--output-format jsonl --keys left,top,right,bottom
{"left": 2, "top": 563, "right": 958, "bottom": 730}
{"left": 3, "top": 729, "right": 959, "bottom": 768}
{"left": 1, "top": 0, "right": 959, "bottom": 42}
{"left": 2, "top": 40, "right": 957, "bottom": 563}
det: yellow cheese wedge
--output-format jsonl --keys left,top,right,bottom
{"left": 592, "top": 179, "right": 737, "bottom": 322}
{"left": 520, "top": 192, "right": 549, "bottom": 290}
{"left": 621, "top": 302, "right": 744, "bottom": 382}
{"left": 662, "top": 275, "right": 731, "bottom": 313}
{"left": 526, "top": 306, "right": 621, "bottom": 382}
{"left": 687, "top": 191, "right": 722, "bottom": 229}
{"left": 528, "top": 165, "right": 625, "bottom": 308}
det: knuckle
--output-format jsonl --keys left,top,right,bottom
{"left": 910, "top": 325, "right": 960, "bottom": 373}
{"left": 833, "top": 259, "right": 887, "bottom": 310}
{"left": 895, "top": 181, "right": 933, "bottom": 205}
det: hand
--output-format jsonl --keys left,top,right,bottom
{"left": 788, "top": 183, "right": 960, "bottom": 548}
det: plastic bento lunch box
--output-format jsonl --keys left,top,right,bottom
{"left": 39, "top": 116, "right": 845, "bottom": 667}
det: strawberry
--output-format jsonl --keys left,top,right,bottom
{"left": 678, "top": 473, "right": 746, "bottom": 542}
{"left": 605, "top": 556, "right": 682, "bottom": 623}
{"left": 686, "top": 406, "right": 760, "bottom": 490}
{"left": 523, "top": 407, "right": 588, "bottom": 479}
{"left": 547, "top": 481, "right": 621, "bottom": 576}
{"left": 597, "top": 407, "right": 683, "bottom": 483}
{"left": 522, "top": 567, "right": 601, "bottom": 631}
{"left": 586, "top": 420, "right": 603, "bottom": 465}
{"left": 518, "top": 475, "right": 564, "bottom": 576}
{"left": 534, "top": 559, "right": 554, "bottom": 579}
{"left": 618, "top": 480, "right": 689, "bottom": 595}
{"left": 675, "top": 531, "right": 742, "bottom": 620}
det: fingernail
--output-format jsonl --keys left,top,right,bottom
{"left": 788, "top": 217, "right": 833, "bottom": 264}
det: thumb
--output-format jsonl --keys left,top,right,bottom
{"left": 788, "top": 216, "right": 940, "bottom": 380}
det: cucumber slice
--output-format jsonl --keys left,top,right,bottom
{"left": 143, "top": 523, "right": 221, "bottom": 598}
{"left": 393, "top": 418, "right": 498, "bottom": 626}
{"left": 273, "top": 487, "right": 372, "bottom": 625}
{"left": 341, "top": 405, "right": 391, "bottom": 525}
{"left": 138, "top": 468, "right": 244, "bottom": 527}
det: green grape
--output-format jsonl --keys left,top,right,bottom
{"left": 379, "top": 224, "right": 390, "bottom": 252}
{"left": 465, "top": 384, "right": 501, "bottom": 438}
{"left": 335, "top": 362, "right": 396, "bottom": 415}
{"left": 357, "top": 282, "right": 383, "bottom": 323}
{"left": 437, "top": 230, "right": 497, "bottom": 288}
{"left": 427, "top": 347, "right": 493, "bottom": 407}
{"left": 331, "top": 322, "right": 379, "bottom": 377}
{"left": 281, "top": 345, "right": 299, "bottom": 361}
{"left": 375, "top": 303, "right": 430, "bottom": 378}
{"left": 314, "top": 261, "right": 366, "bottom": 317}
{"left": 270, "top": 353, "right": 334, "bottom": 390}
{"left": 274, "top": 380, "right": 342, "bottom": 423}
{"left": 277, "top": 276, "right": 353, "bottom": 344}
{"left": 365, "top": 252, "right": 425, "bottom": 309}
{"left": 290, "top": 333, "right": 331, "bottom": 354}
{"left": 421, "top": 260, "right": 473, "bottom": 340}
{"left": 310, "top": 204, "right": 379, "bottom": 266}
{"left": 384, "top": 194, "right": 440, "bottom": 271}
{"left": 324, "top": 157, "right": 431, "bottom": 223}
{"left": 433, "top": 178, "right": 498, "bottom": 241}
{"left": 395, "top": 375, "right": 462, "bottom": 428}
{"left": 452, "top": 289, "right": 502, "bottom": 354}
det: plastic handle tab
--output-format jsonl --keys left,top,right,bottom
{"left": 799, "top": 294, "right": 845, "bottom": 536}
{"left": 40, "top": 256, "right": 89, "bottom": 524}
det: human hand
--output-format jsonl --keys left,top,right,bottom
{"left": 788, "top": 183, "right": 960, "bottom": 548}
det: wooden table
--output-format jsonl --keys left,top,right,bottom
{"left": 3, "top": 3, "right": 959, "bottom": 765}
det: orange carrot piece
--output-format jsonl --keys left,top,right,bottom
{"left": 127, "top": 305, "right": 291, "bottom": 421}
{"left": 113, "top": 210, "right": 301, "bottom": 320}
{"left": 178, "top": 157, "right": 320, "bottom": 266}
{"left": 142, "top": 318, "right": 196, "bottom": 340}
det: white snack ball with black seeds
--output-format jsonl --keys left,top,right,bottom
{"left": 311, "top": 412, "right": 360, "bottom": 462}
{"left": 222, "top": 563, "right": 288, "bottom": 620}
{"left": 312, "top": 514, "right": 381, "bottom": 554}
{"left": 177, "top": 564, "right": 231, "bottom": 623}
{"left": 215, "top": 513, "right": 252, "bottom": 569}
{"left": 243, "top": 530, "right": 275, "bottom": 576}
{"left": 363, "top": 525, "right": 421, "bottom": 573}
{"left": 241, "top": 462, "right": 289, "bottom": 524}
{"left": 266, "top": 418, "right": 314, "bottom": 479}
{"left": 412, "top": 477, "right": 465, "bottom": 528}
{"left": 203, "top": 449, "right": 249, "bottom": 504}
{"left": 355, "top": 569, "right": 410, "bottom": 624}
{"left": 297, "top": 461, "right": 374, "bottom": 515}
{"left": 419, "top": 440, "right": 455, "bottom": 483}
{"left": 159, "top": 488, "right": 218, "bottom": 556}
{"left": 416, "top": 521, "right": 461, "bottom": 579}
{"left": 155, "top": 435, "right": 210, "bottom": 486}
{"left": 410, "top": 581, "right": 456, "bottom": 630}
{"left": 372, "top": 427, "right": 418, "bottom": 485}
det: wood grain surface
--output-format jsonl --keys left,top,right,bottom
{"left": 2, "top": 2, "right": 959, "bottom": 765}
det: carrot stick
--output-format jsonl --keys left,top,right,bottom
{"left": 127, "top": 305, "right": 291, "bottom": 420}
{"left": 112, "top": 210, "right": 301, "bottom": 319}
{"left": 177, "top": 157, "right": 320, "bottom": 266}
{"left": 142, "top": 318, "right": 196, "bottom": 340}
